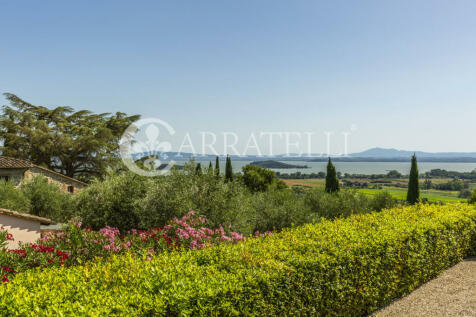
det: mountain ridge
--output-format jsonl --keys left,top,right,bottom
{"left": 131, "top": 148, "right": 476, "bottom": 162}
{"left": 350, "top": 147, "right": 476, "bottom": 158}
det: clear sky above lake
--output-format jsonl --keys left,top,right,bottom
{"left": 1, "top": 1, "right": 475, "bottom": 155}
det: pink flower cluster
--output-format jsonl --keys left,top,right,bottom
{"left": 1, "top": 211, "right": 250, "bottom": 284}
{"left": 163, "top": 211, "right": 245, "bottom": 250}
{"left": 39, "top": 211, "right": 245, "bottom": 259}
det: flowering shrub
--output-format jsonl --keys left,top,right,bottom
{"left": 0, "top": 226, "right": 15, "bottom": 282}
{"left": 1, "top": 225, "right": 71, "bottom": 283}
{"left": 1, "top": 211, "right": 245, "bottom": 282}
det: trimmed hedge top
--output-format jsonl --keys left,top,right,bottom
{"left": 1, "top": 203, "right": 476, "bottom": 316}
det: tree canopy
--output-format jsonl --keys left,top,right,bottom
{"left": 0, "top": 93, "right": 139, "bottom": 180}
{"left": 242, "top": 164, "right": 284, "bottom": 193}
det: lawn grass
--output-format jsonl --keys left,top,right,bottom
{"left": 282, "top": 178, "right": 324, "bottom": 188}
{"left": 282, "top": 178, "right": 465, "bottom": 203}
{"left": 357, "top": 187, "right": 464, "bottom": 203}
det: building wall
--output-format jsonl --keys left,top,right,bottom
{"left": 24, "top": 168, "right": 85, "bottom": 194}
{"left": 0, "top": 168, "right": 26, "bottom": 185}
{"left": 0, "top": 167, "right": 85, "bottom": 193}
{"left": 0, "top": 214, "right": 41, "bottom": 248}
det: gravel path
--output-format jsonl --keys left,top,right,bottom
{"left": 373, "top": 257, "right": 476, "bottom": 317}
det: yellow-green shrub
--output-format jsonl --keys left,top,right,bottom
{"left": 1, "top": 203, "right": 475, "bottom": 316}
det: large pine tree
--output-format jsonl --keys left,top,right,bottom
{"left": 407, "top": 154, "right": 420, "bottom": 204}
{"left": 225, "top": 155, "right": 233, "bottom": 182}
{"left": 325, "top": 157, "right": 340, "bottom": 193}
{"left": 0, "top": 93, "right": 139, "bottom": 180}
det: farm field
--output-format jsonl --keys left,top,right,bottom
{"left": 358, "top": 187, "right": 463, "bottom": 203}
{"left": 282, "top": 178, "right": 466, "bottom": 203}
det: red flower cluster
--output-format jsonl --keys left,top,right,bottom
{"left": 29, "top": 243, "right": 69, "bottom": 265}
{"left": 1, "top": 224, "right": 73, "bottom": 283}
{"left": 1, "top": 266, "right": 13, "bottom": 282}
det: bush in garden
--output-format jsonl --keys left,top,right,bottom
{"left": 252, "top": 188, "right": 311, "bottom": 232}
{"left": 73, "top": 170, "right": 150, "bottom": 232}
{"left": 241, "top": 165, "right": 286, "bottom": 193}
{"left": 304, "top": 188, "right": 372, "bottom": 219}
{"left": 469, "top": 188, "right": 476, "bottom": 204}
{"left": 458, "top": 188, "right": 472, "bottom": 199}
{"left": 1, "top": 204, "right": 475, "bottom": 315}
{"left": 72, "top": 162, "right": 400, "bottom": 235}
{"left": 370, "top": 190, "right": 400, "bottom": 211}
{"left": 0, "top": 180, "right": 29, "bottom": 212}
{"left": 136, "top": 162, "right": 255, "bottom": 234}
{"left": 20, "top": 175, "right": 73, "bottom": 221}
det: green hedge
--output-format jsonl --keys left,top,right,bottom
{"left": 1, "top": 203, "right": 476, "bottom": 316}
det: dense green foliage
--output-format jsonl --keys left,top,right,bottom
{"left": 305, "top": 188, "right": 371, "bottom": 218}
{"left": 0, "top": 93, "right": 139, "bottom": 180}
{"left": 458, "top": 188, "right": 472, "bottom": 199}
{"left": 1, "top": 204, "right": 475, "bottom": 315}
{"left": 252, "top": 188, "right": 310, "bottom": 232}
{"left": 370, "top": 190, "right": 399, "bottom": 211}
{"left": 0, "top": 160, "right": 400, "bottom": 234}
{"left": 242, "top": 165, "right": 285, "bottom": 193}
{"left": 72, "top": 162, "right": 399, "bottom": 234}
{"left": 0, "top": 180, "right": 29, "bottom": 212}
{"left": 136, "top": 165, "right": 254, "bottom": 234}
{"left": 325, "top": 157, "right": 340, "bottom": 193}
{"left": 469, "top": 188, "right": 476, "bottom": 204}
{"left": 74, "top": 171, "right": 149, "bottom": 232}
{"left": 423, "top": 168, "right": 476, "bottom": 180}
{"left": 277, "top": 171, "right": 326, "bottom": 179}
{"left": 0, "top": 176, "right": 72, "bottom": 221}
{"left": 20, "top": 176, "right": 72, "bottom": 221}
{"left": 406, "top": 155, "right": 420, "bottom": 204}
{"left": 432, "top": 179, "right": 468, "bottom": 191}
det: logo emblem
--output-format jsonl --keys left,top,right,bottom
{"left": 120, "top": 118, "right": 175, "bottom": 176}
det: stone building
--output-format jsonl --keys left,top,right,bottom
{"left": 0, "top": 156, "right": 87, "bottom": 193}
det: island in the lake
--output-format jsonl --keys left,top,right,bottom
{"left": 250, "top": 160, "right": 309, "bottom": 169}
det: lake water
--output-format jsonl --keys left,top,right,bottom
{"left": 191, "top": 160, "right": 476, "bottom": 175}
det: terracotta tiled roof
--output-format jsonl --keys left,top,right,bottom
{"left": 0, "top": 156, "right": 87, "bottom": 186}
{"left": 0, "top": 156, "right": 34, "bottom": 168}
{"left": 0, "top": 208, "right": 53, "bottom": 224}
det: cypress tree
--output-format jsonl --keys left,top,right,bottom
{"left": 215, "top": 156, "right": 220, "bottom": 176}
{"left": 225, "top": 155, "right": 233, "bottom": 182}
{"left": 407, "top": 154, "right": 420, "bottom": 204}
{"left": 207, "top": 161, "right": 213, "bottom": 175}
{"left": 195, "top": 163, "right": 202, "bottom": 176}
{"left": 325, "top": 157, "right": 340, "bottom": 193}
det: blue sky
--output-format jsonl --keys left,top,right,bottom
{"left": 1, "top": 1, "right": 475, "bottom": 155}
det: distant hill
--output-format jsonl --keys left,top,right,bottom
{"left": 131, "top": 148, "right": 476, "bottom": 163}
{"left": 250, "top": 160, "right": 308, "bottom": 169}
